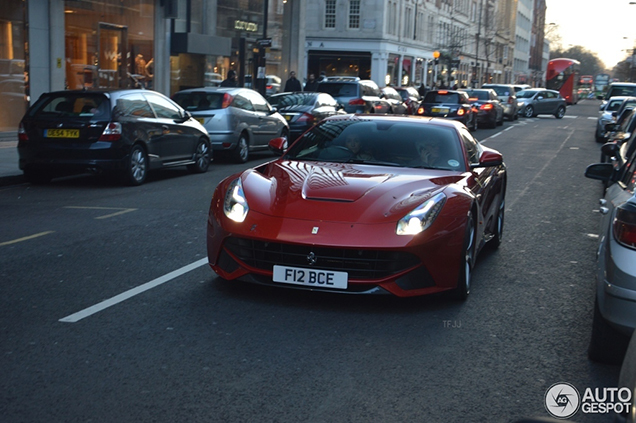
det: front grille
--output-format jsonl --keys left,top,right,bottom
{"left": 223, "top": 237, "right": 420, "bottom": 280}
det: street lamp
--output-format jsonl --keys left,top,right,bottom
{"left": 433, "top": 51, "right": 440, "bottom": 87}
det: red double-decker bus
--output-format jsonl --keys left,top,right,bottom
{"left": 546, "top": 58, "right": 580, "bottom": 105}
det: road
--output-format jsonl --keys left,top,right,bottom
{"left": 0, "top": 101, "right": 619, "bottom": 422}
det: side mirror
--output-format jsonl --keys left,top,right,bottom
{"left": 268, "top": 136, "right": 288, "bottom": 155}
{"left": 471, "top": 148, "right": 503, "bottom": 168}
{"left": 537, "top": 96, "right": 544, "bottom": 101}
{"left": 584, "top": 162, "right": 613, "bottom": 181}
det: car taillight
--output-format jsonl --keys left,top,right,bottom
{"left": 296, "top": 112, "right": 315, "bottom": 124}
{"left": 222, "top": 93, "right": 234, "bottom": 108}
{"left": 98, "top": 122, "right": 122, "bottom": 142}
{"left": 417, "top": 106, "right": 425, "bottom": 115}
{"left": 266, "top": 85, "right": 273, "bottom": 90}
{"left": 508, "top": 97, "right": 514, "bottom": 104}
{"left": 348, "top": 98, "right": 365, "bottom": 106}
{"left": 18, "top": 123, "right": 28, "bottom": 142}
{"left": 481, "top": 104, "right": 494, "bottom": 111}
{"left": 613, "top": 205, "right": 636, "bottom": 249}
{"left": 457, "top": 108, "right": 466, "bottom": 116}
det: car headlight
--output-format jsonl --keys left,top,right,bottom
{"left": 396, "top": 192, "right": 446, "bottom": 235}
{"left": 223, "top": 178, "right": 249, "bottom": 223}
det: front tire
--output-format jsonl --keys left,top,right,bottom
{"left": 187, "top": 138, "right": 211, "bottom": 173}
{"left": 489, "top": 195, "right": 505, "bottom": 249}
{"left": 124, "top": 144, "right": 147, "bottom": 186}
{"left": 454, "top": 214, "right": 475, "bottom": 301}
{"left": 523, "top": 105, "right": 534, "bottom": 118}
{"left": 554, "top": 106, "right": 566, "bottom": 119}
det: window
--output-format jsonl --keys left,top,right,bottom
{"left": 460, "top": 128, "right": 481, "bottom": 166}
{"left": 116, "top": 93, "right": 154, "bottom": 118}
{"left": 349, "top": 0, "right": 360, "bottom": 29}
{"left": 244, "top": 91, "right": 270, "bottom": 113}
{"left": 325, "top": 0, "right": 336, "bottom": 29}
{"left": 144, "top": 93, "right": 182, "bottom": 119}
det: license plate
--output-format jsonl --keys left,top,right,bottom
{"left": 284, "top": 115, "right": 292, "bottom": 121}
{"left": 272, "top": 265, "right": 348, "bottom": 289}
{"left": 431, "top": 107, "right": 449, "bottom": 114}
{"left": 196, "top": 118, "right": 205, "bottom": 125}
{"left": 45, "top": 129, "right": 79, "bottom": 138}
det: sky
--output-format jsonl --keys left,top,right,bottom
{"left": 545, "top": 0, "right": 636, "bottom": 69}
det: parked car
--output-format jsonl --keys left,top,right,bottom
{"left": 584, "top": 131, "right": 636, "bottom": 364}
{"left": 243, "top": 75, "right": 281, "bottom": 95}
{"left": 481, "top": 83, "right": 519, "bottom": 120}
{"left": 207, "top": 114, "right": 506, "bottom": 299}
{"left": 394, "top": 86, "right": 422, "bottom": 115}
{"left": 172, "top": 87, "right": 288, "bottom": 163}
{"left": 416, "top": 89, "right": 477, "bottom": 131}
{"left": 381, "top": 86, "right": 408, "bottom": 114}
{"left": 597, "top": 97, "right": 636, "bottom": 144}
{"left": 512, "top": 84, "right": 530, "bottom": 93}
{"left": 602, "top": 82, "right": 636, "bottom": 102}
{"left": 17, "top": 89, "right": 211, "bottom": 185}
{"left": 267, "top": 91, "right": 345, "bottom": 141}
{"left": 461, "top": 88, "right": 505, "bottom": 128}
{"left": 516, "top": 88, "right": 567, "bottom": 119}
{"left": 316, "top": 79, "right": 391, "bottom": 114}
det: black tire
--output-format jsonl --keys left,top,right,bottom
{"left": 24, "top": 168, "right": 52, "bottom": 184}
{"left": 554, "top": 106, "right": 566, "bottom": 119}
{"left": 124, "top": 144, "right": 148, "bottom": 186}
{"left": 233, "top": 133, "right": 249, "bottom": 163}
{"left": 489, "top": 195, "right": 505, "bottom": 249}
{"left": 523, "top": 105, "right": 534, "bottom": 118}
{"left": 187, "top": 138, "right": 211, "bottom": 173}
{"left": 453, "top": 214, "right": 475, "bottom": 301}
{"left": 588, "top": 298, "right": 630, "bottom": 364}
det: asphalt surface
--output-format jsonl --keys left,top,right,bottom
{"left": 0, "top": 100, "right": 624, "bottom": 423}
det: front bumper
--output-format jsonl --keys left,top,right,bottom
{"left": 207, "top": 207, "right": 466, "bottom": 298}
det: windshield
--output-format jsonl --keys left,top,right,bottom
{"left": 172, "top": 92, "right": 225, "bottom": 111}
{"left": 317, "top": 83, "right": 358, "bottom": 97}
{"left": 423, "top": 92, "right": 461, "bottom": 103}
{"left": 284, "top": 119, "right": 465, "bottom": 171}
{"left": 464, "top": 90, "right": 489, "bottom": 100}
{"left": 28, "top": 93, "right": 110, "bottom": 119}
{"left": 516, "top": 90, "right": 540, "bottom": 99}
{"left": 269, "top": 93, "right": 317, "bottom": 108}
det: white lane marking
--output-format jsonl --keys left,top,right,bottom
{"left": 0, "top": 231, "right": 55, "bottom": 247}
{"left": 59, "top": 258, "right": 209, "bottom": 323}
{"left": 64, "top": 206, "right": 138, "bottom": 220}
{"left": 587, "top": 117, "right": 597, "bottom": 120}
{"left": 563, "top": 115, "right": 577, "bottom": 119}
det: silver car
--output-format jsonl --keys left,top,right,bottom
{"left": 481, "top": 83, "right": 519, "bottom": 120}
{"left": 584, "top": 133, "right": 636, "bottom": 364}
{"left": 596, "top": 96, "right": 636, "bottom": 142}
{"left": 516, "top": 88, "right": 567, "bottom": 119}
{"left": 172, "top": 87, "right": 288, "bottom": 163}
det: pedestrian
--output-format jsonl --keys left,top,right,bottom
{"left": 418, "top": 83, "right": 428, "bottom": 97}
{"left": 284, "top": 71, "right": 302, "bottom": 92}
{"left": 220, "top": 70, "right": 237, "bottom": 87}
{"left": 304, "top": 73, "right": 319, "bottom": 91}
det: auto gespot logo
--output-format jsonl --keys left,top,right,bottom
{"left": 544, "top": 382, "right": 632, "bottom": 419}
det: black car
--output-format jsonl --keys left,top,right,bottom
{"left": 17, "top": 89, "right": 211, "bottom": 185}
{"left": 461, "top": 88, "right": 504, "bottom": 128}
{"left": 416, "top": 89, "right": 477, "bottom": 131}
{"left": 267, "top": 92, "right": 345, "bottom": 141}
{"left": 316, "top": 79, "right": 391, "bottom": 114}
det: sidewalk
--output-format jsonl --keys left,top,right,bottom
{"left": 0, "top": 131, "right": 24, "bottom": 186}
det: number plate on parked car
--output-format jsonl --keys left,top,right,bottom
{"left": 273, "top": 265, "right": 348, "bottom": 289}
{"left": 431, "top": 107, "right": 449, "bottom": 114}
{"left": 45, "top": 129, "right": 79, "bottom": 138}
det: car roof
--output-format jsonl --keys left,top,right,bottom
{"left": 321, "top": 113, "right": 465, "bottom": 129}
{"left": 174, "top": 87, "right": 252, "bottom": 94}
